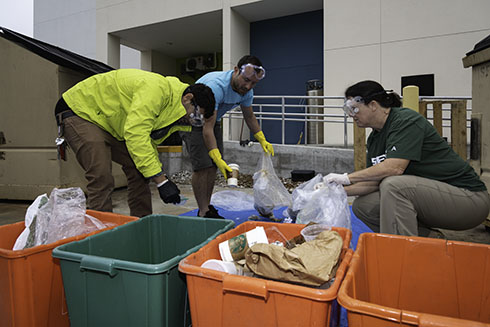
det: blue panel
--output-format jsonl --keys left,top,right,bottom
{"left": 250, "top": 10, "right": 323, "bottom": 144}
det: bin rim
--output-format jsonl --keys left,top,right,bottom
{"left": 337, "top": 232, "right": 490, "bottom": 326}
{"left": 179, "top": 221, "right": 353, "bottom": 302}
{"left": 52, "top": 214, "right": 235, "bottom": 275}
{"left": 1, "top": 211, "right": 138, "bottom": 259}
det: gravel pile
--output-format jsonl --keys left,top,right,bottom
{"left": 170, "top": 170, "right": 303, "bottom": 193}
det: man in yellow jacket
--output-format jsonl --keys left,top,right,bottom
{"left": 54, "top": 69, "right": 215, "bottom": 217}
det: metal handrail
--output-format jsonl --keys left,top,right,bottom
{"left": 222, "top": 95, "right": 472, "bottom": 146}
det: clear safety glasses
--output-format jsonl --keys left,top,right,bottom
{"left": 343, "top": 96, "right": 364, "bottom": 116}
{"left": 240, "top": 63, "right": 266, "bottom": 80}
{"left": 189, "top": 102, "right": 204, "bottom": 127}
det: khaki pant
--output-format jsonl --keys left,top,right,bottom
{"left": 352, "top": 175, "right": 490, "bottom": 236}
{"left": 63, "top": 115, "right": 152, "bottom": 217}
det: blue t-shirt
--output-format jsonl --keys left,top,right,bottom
{"left": 197, "top": 70, "right": 254, "bottom": 121}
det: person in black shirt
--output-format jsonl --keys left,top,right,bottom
{"left": 325, "top": 80, "right": 490, "bottom": 236}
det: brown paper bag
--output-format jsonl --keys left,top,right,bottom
{"left": 244, "top": 230, "right": 343, "bottom": 287}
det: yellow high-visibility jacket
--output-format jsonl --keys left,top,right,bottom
{"left": 63, "top": 69, "right": 191, "bottom": 178}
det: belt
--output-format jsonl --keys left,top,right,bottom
{"left": 55, "top": 109, "right": 76, "bottom": 126}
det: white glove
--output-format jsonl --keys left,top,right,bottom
{"left": 324, "top": 173, "right": 351, "bottom": 185}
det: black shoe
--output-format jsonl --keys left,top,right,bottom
{"left": 204, "top": 205, "right": 224, "bottom": 219}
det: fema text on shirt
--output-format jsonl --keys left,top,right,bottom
{"left": 371, "top": 154, "right": 387, "bottom": 165}
{"left": 371, "top": 145, "right": 396, "bottom": 165}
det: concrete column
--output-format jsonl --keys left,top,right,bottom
{"left": 107, "top": 34, "right": 121, "bottom": 69}
{"left": 222, "top": 3, "right": 251, "bottom": 141}
{"left": 141, "top": 50, "right": 152, "bottom": 71}
{"left": 222, "top": 3, "right": 250, "bottom": 70}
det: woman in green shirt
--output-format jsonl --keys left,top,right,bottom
{"left": 325, "top": 80, "right": 490, "bottom": 236}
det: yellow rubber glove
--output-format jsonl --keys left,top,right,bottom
{"left": 208, "top": 148, "right": 232, "bottom": 179}
{"left": 254, "top": 131, "right": 274, "bottom": 156}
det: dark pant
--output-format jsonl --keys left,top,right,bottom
{"left": 61, "top": 114, "right": 152, "bottom": 217}
{"left": 181, "top": 122, "right": 223, "bottom": 171}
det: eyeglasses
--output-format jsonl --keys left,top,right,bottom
{"left": 189, "top": 101, "right": 204, "bottom": 127}
{"left": 239, "top": 63, "right": 266, "bottom": 80}
{"left": 343, "top": 96, "right": 364, "bottom": 116}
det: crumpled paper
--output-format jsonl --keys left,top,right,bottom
{"left": 245, "top": 230, "right": 343, "bottom": 287}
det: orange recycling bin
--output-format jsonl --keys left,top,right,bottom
{"left": 338, "top": 233, "right": 490, "bottom": 326}
{"left": 0, "top": 210, "right": 138, "bottom": 327}
{"left": 179, "top": 221, "right": 353, "bottom": 327}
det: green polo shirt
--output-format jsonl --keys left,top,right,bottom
{"left": 366, "top": 107, "right": 486, "bottom": 192}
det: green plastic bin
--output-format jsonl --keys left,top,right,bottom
{"left": 52, "top": 214, "right": 234, "bottom": 327}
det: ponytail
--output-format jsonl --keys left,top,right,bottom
{"left": 345, "top": 80, "right": 401, "bottom": 108}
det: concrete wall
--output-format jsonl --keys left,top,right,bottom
{"left": 34, "top": 0, "right": 97, "bottom": 59}
{"left": 95, "top": 0, "right": 224, "bottom": 66}
{"left": 34, "top": 1, "right": 490, "bottom": 98}
{"left": 323, "top": 0, "right": 490, "bottom": 97}
{"left": 34, "top": 0, "right": 140, "bottom": 68}
{"left": 159, "top": 141, "right": 354, "bottom": 178}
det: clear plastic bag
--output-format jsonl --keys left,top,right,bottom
{"left": 288, "top": 174, "right": 324, "bottom": 219}
{"left": 253, "top": 153, "right": 292, "bottom": 217}
{"left": 13, "top": 193, "right": 50, "bottom": 250}
{"left": 210, "top": 190, "right": 255, "bottom": 211}
{"left": 296, "top": 182, "right": 351, "bottom": 230}
{"left": 13, "top": 187, "right": 108, "bottom": 250}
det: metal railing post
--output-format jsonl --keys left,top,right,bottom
{"left": 259, "top": 104, "right": 263, "bottom": 130}
{"left": 304, "top": 103, "right": 308, "bottom": 145}
{"left": 281, "top": 97, "right": 285, "bottom": 144}
{"left": 344, "top": 113, "right": 348, "bottom": 148}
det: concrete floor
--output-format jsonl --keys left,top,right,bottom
{"left": 0, "top": 184, "right": 203, "bottom": 226}
{"left": 1, "top": 184, "right": 490, "bottom": 245}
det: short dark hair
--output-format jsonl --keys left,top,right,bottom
{"left": 345, "top": 80, "right": 402, "bottom": 108}
{"left": 184, "top": 83, "right": 215, "bottom": 118}
{"left": 237, "top": 55, "right": 263, "bottom": 68}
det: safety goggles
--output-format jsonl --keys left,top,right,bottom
{"left": 189, "top": 102, "right": 204, "bottom": 127}
{"left": 240, "top": 63, "right": 266, "bottom": 80}
{"left": 343, "top": 96, "right": 364, "bottom": 116}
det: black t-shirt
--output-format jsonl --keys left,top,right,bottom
{"left": 367, "top": 107, "right": 486, "bottom": 192}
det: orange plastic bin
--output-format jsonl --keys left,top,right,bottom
{"left": 179, "top": 221, "right": 352, "bottom": 327}
{"left": 338, "top": 233, "right": 490, "bottom": 326}
{"left": 0, "top": 210, "right": 137, "bottom": 327}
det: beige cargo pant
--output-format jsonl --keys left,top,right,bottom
{"left": 63, "top": 115, "right": 152, "bottom": 217}
{"left": 352, "top": 175, "right": 490, "bottom": 236}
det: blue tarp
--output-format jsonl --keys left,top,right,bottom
{"left": 182, "top": 205, "right": 372, "bottom": 249}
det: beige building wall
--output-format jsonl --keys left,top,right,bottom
{"left": 95, "top": 0, "right": 224, "bottom": 66}
{"left": 324, "top": 0, "right": 490, "bottom": 96}
{"left": 35, "top": 0, "right": 490, "bottom": 146}
{"left": 323, "top": 0, "right": 490, "bottom": 145}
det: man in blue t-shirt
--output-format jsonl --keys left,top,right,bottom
{"left": 182, "top": 55, "right": 274, "bottom": 218}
